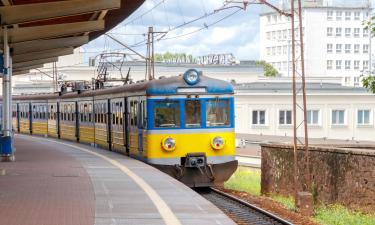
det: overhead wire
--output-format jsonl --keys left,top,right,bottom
{"left": 158, "top": 8, "right": 242, "bottom": 41}
{"left": 120, "top": 0, "right": 166, "bottom": 28}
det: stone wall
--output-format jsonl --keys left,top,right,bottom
{"left": 261, "top": 144, "right": 375, "bottom": 211}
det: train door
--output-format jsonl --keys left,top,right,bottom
{"left": 12, "top": 103, "right": 19, "bottom": 133}
{"left": 94, "top": 100, "right": 109, "bottom": 149}
{"left": 47, "top": 102, "right": 58, "bottom": 138}
{"left": 78, "top": 100, "right": 95, "bottom": 144}
{"left": 128, "top": 97, "right": 146, "bottom": 158}
{"left": 110, "top": 98, "right": 125, "bottom": 153}
{"left": 138, "top": 97, "right": 147, "bottom": 157}
{"left": 124, "top": 97, "right": 130, "bottom": 155}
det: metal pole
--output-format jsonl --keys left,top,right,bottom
{"left": 290, "top": 0, "right": 298, "bottom": 205}
{"left": 1, "top": 26, "right": 14, "bottom": 161}
{"left": 151, "top": 27, "right": 155, "bottom": 80}
{"left": 298, "top": 0, "right": 310, "bottom": 191}
{"left": 287, "top": 40, "right": 290, "bottom": 77}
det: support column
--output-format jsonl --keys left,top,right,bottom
{"left": 1, "top": 26, "right": 15, "bottom": 162}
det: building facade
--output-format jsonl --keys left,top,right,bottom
{"left": 235, "top": 82, "right": 375, "bottom": 141}
{"left": 259, "top": 0, "right": 372, "bottom": 85}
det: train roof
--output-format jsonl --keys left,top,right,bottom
{"left": 9, "top": 74, "right": 234, "bottom": 101}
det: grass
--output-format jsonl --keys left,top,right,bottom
{"left": 224, "top": 167, "right": 375, "bottom": 225}
{"left": 314, "top": 204, "right": 375, "bottom": 225}
{"left": 224, "top": 167, "right": 261, "bottom": 196}
{"left": 271, "top": 195, "right": 295, "bottom": 210}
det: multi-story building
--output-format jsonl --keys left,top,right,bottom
{"left": 235, "top": 81, "right": 375, "bottom": 141}
{"left": 259, "top": 0, "right": 372, "bottom": 86}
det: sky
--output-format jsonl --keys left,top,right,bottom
{"left": 83, "top": 0, "right": 265, "bottom": 61}
{"left": 82, "top": 0, "right": 375, "bottom": 61}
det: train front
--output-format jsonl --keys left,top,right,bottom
{"left": 145, "top": 69, "right": 238, "bottom": 187}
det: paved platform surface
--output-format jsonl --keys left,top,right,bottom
{"left": 0, "top": 134, "right": 235, "bottom": 225}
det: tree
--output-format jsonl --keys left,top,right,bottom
{"left": 256, "top": 60, "right": 279, "bottom": 77}
{"left": 362, "top": 17, "right": 375, "bottom": 92}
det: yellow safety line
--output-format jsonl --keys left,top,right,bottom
{"left": 22, "top": 135, "right": 182, "bottom": 225}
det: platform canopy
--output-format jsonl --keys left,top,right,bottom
{"left": 0, "top": 0, "right": 145, "bottom": 75}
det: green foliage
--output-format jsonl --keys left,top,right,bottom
{"left": 272, "top": 195, "right": 295, "bottom": 210}
{"left": 314, "top": 205, "right": 375, "bottom": 225}
{"left": 363, "top": 17, "right": 375, "bottom": 93}
{"left": 256, "top": 60, "right": 279, "bottom": 77}
{"left": 154, "top": 52, "right": 194, "bottom": 63}
{"left": 362, "top": 75, "right": 375, "bottom": 93}
{"left": 224, "top": 167, "right": 261, "bottom": 196}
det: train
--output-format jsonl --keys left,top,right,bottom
{"left": 1, "top": 69, "right": 238, "bottom": 187}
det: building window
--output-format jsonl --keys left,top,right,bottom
{"left": 363, "top": 44, "right": 369, "bottom": 54}
{"left": 266, "top": 32, "right": 271, "bottom": 40}
{"left": 354, "top": 77, "right": 360, "bottom": 86}
{"left": 332, "top": 110, "right": 345, "bottom": 125}
{"left": 336, "top": 11, "right": 342, "bottom": 20}
{"left": 363, "top": 60, "right": 369, "bottom": 70}
{"left": 307, "top": 110, "right": 319, "bottom": 125}
{"left": 336, "top": 44, "right": 342, "bottom": 53}
{"left": 354, "top": 28, "right": 360, "bottom": 37}
{"left": 335, "top": 27, "right": 342, "bottom": 37}
{"left": 327, "top": 27, "right": 333, "bottom": 37}
{"left": 345, "top": 28, "right": 351, "bottom": 37}
{"left": 277, "top": 30, "right": 281, "bottom": 40}
{"left": 336, "top": 60, "right": 342, "bottom": 69}
{"left": 277, "top": 46, "right": 282, "bottom": 55}
{"left": 279, "top": 110, "right": 292, "bottom": 125}
{"left": 344, "top": 76, "right": 351, "bottom": 85}
{"left": 252, "top": 110, "right": 266, "bottom": 125}
{"left": 327, "top": 60, "right": 333, "bottom": 69}
{"left": 363, "top": 28, "right": 369, "bottom": 37}
{"left": 327, "top": 10, "right": 333, "bottom": 20}
{"left": 267, "top": 15, "right": 271, "bottom": 23}
{"left": 283, "top": 45, "right": 287, "bottom": 55}
{"left": 345, "top": 11, "right": 351, "bottom": 20}
{"left": 327, "top": 44, "right": 333, "bottom": 53}
{"left": 273, "top": 14, "right": 277, "bottom": 23}
{"left": 345, "top": 60, "right": 351, "bottom": 70}
{"left": 283, "top": 29, "right": 287, "bottom": 39}
{"left": 266, "top": 47, "right": 271, "bottom": 56}
{"left": 354, "top": 60, "right": 360, "bottom": 70}
{"left": 354, "top": 44, "right": 360, "bottom": 54}
{"left": 272, "top": 31, "right": 276, "bottom": 40}
{"left": 345, "top": 44, "right": 351, "bottom": 53}
{"left": 354, "top": 11, "right": 360, "bottom": 20}
{"left": 357, "top": 109, "right": 371, "bottom": 125}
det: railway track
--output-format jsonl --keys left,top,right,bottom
{"left": 198, "top": 188, "right": 294, "bottom": 225}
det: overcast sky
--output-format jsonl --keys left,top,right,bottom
{"left": 82, "top": 0, "right": 374, "bottom": 61}
{"left": 82, "top": 0, "right": 267, "bottom": 61}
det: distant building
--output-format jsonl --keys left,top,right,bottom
{"left": 259, "top": 0, "right": 372, "bottom": 86}
{"left": 235, "top": 81, "right": 375, "bottom": 141}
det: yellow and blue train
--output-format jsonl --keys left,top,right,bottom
{"left": 6, "top": 69, "right": 237, "bottom": 187}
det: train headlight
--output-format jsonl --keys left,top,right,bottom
{"left": 162, "top": 137, "right": 176, "bottom": 151}
{"left": 211, "top": 136, "right": 225, "bottom": 150}
{"left": 183, "top": 69, "right": 201, "bottom": 85}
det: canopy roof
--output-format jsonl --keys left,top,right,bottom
{"left": 0, "top": 0, "right": 145, "bottom": 75}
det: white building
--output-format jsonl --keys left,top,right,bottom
{"left": 235, "top": 82, "right": 375, "bottom": 141}
{"left": 260, "top": 0, "right": 372, "bottom": 86}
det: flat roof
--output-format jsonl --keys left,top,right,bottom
{"left": 235, "top": 82, "right": 370, "bottom": 94}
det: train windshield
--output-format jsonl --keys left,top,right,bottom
{"left": 206, "top": 99, "right": 230, "bottom": 127}
{"left": 154, "top": 100, "right": 180, "bottom": 128}
{"left": 185, "top": 100, "right": 201, "bottom": 128}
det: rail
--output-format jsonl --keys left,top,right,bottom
{"left": 198, "top": 187, "right": 294, "bottom": 225}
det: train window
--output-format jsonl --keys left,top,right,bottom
{"left": 154, "top": 100, "right": 180, "bottom": 128}
{"left": 185, "top": 100, "right": 201, "bottom": 128}
{"left": 206, "top": 99, "right": 230, "bottom": 127}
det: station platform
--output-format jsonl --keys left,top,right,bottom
{"left": 0, "top": 134, "right": 235, "bottom": 225}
